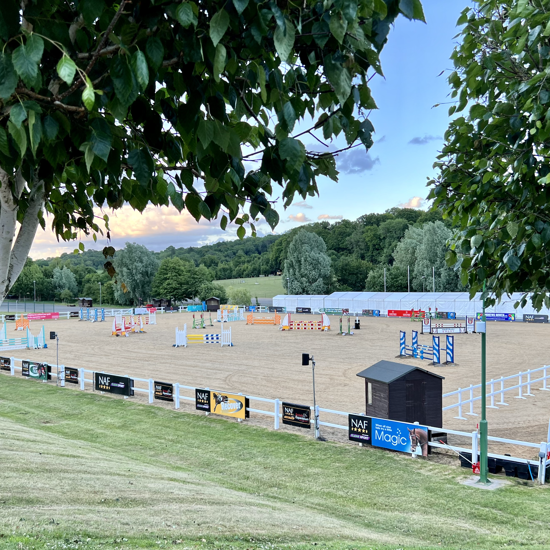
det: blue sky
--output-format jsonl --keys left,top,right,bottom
{"left": 31, "top": 0, "right": 471, "bottom": 259}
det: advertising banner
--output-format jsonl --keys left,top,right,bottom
{"left": 476, "top": 313, "right": 515, "bottom": 321}
{"left": 269, "top": 306, "right": 285, "bottom": 313}
{"left": 371, "top": 418, "right": 429, "bottom": 456}
{"left": 362, "top": 309, "right": 380, "bottom": 317}
{"left": 282, "top": 402, "right": 311, "bottom": 429}
{"left": 320, "top": 308, "right": 343, "bottom": 315}
{"left": 27, "top": 312, "right": 59, "bottom": 320}
{"left": 22, "top": 360, "right": 49, "bottom": 381}
{"left": 4, "top": 314, "right": 15, "bottom": 321}
{"left": 0, "top": 357, "right": 11, "bottom": 372}
{"left": 64, "top": 367, "right": 79, "bottom": 384}
{"left": 296, "top": 307, "right": 312, "bottom": 314}
{"left": 348, "top": 414, "right": 372, "bottom": 444}
{"left": 94, "top": 372, "right": 134, "bottom": 396}
{"left": 387, "top": 310, "right": 419, "bottom": 318}
{"left": 134, "top": 308, "right": 149, "bottom": 314}
{"left": 69, "top": 311, "right": 80, "bottom": 318}
{"left": 195, "top": 389, "right": 248, "bottom": 419}
{"left": 154, "top": 381, "right": 174, "bottom": 402}
{"left": 523, "top": 314, "right": 548, "bottom": 323}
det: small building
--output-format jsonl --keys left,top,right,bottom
{"left": 356, "top": 360, "right": 444, "bottom": 427}
{"left": 205, "top": 297, "right": 220, "bottom": 312}
{"left": 152, "top": 298, "right": 172, "bottom": 308}
{"left": 78, "top": 297, "right": 93, "bottom": 308}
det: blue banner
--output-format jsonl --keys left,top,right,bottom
{"left": 476, "top": 312, "right": 515, "bottom": 321}
{"left": 371, "top": 418, "right": 429, "bottom": 456}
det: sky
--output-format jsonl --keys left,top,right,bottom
{"left": 30, "top": 0, "right": 471, "bottom": 260}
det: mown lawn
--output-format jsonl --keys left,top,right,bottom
{"left": 214, "top": 277, "right": 284, "bottom": 299}
{"left": 0, "top": 376, "right": 549, "bottom": 550}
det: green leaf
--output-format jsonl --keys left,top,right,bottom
{"left": 329, "top": 12, "right": 348, "bottom": 44}
{"left": 110, "top": 56, "right": 138, "bottom": 106}
{"left": 213, "top": 43, "right": 226, "bottom": 83}
{"left": 399, "top": 0, "right": 426, "bottom": 22}
{"left": 198, "top": 199, "right": 212, "bottom": 219}
{"left": 274, "top": 20, "right": 295, "bottom": 62}
{"left": 8, "top": 121, "right": 27, "bottom": 157}
{"left": 90, "top": 118, "right": 112, "bottom": 162}
{"left": 80, "top": 0, "right": 106, "bottom": 25}
{"left": 146, "top": 37, "right": 164, "bottom": 70}
{"left": 82, "top": 81, "right": 95, "bottom": 111}
{"left": 131, "top": 50, "right": 149, "bottom": 91}
{"left": 57, "top": 56, "right": 77, "bottom": 85}
{"left": 128, "top": 148, "right": 153, "bottom": 184}
{"left": 507, "top": 221, "right": 518, "bottom": 238}
{"left": 26, "top": 35, "right": 44, "bottom": 64}
{"left": 28, "top": 110, "right": 42, "bottom": 156}
{"left": 176, "top": 3, "right": 198, "bottom": 28}
{"left": 12, "top": 44, "right": 38, "bottom": 87}
{"left": 342, "top": 0, "right": 358, "bottom": 23}
{"left": 43, "top": 116, "right": 59, "bottom": 141}
{"left": 264, "top": 207, "right": 279, "bottom": 229}
{"left": 282, "top": 101, "right": 296, "bottom": 132}
{"left": 220, "top": 215, "right": 228, "bottom": 230}
{"left": 185, "top": 193, "right": 202, "bottom": 221}
{"left": 257, "top": 64, "right": 267, "bottom": 102}
{"left": 373, "top": 0, "right": 387, "bottom": 19}
{"left": 0, "top": 53, "right": 17, "bottom": 99}
{"left": 84, "top": 143, "right": 94, "bottom": 173}
{"left": 198, "top": 118, "right": 214, "bottom": 148}
{"left": 0, "top": 126, "right": 9, "bottom": 156}
{"left": 233, "top": 0, "right": 249, "bottom": 15}
{"left": 505, "top": 254, "right": 521, "bottom": 272}
{"left": 9, "top": 104, "right": 27, "bottom": 129}
{"left": 324, "top": 55, "right": 352, "bottom": 103}
{"left": 237, "top": 225, "right": 245, "bottom": 239}
{"left": 210, "top": 9, "right": 230, "bottom": 47}
{"left": 279, "top": 137, "right": 305, "bottom": 171}
{"left": 0, "top": 0, "right": 20, "bottom": 42}
{"left": 471, "top": 234, "right": 482, "bottom": 248}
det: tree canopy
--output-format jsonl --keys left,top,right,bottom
{"left": 430, "top": 0, "right": 550, "bottom": 308}
{"left": 0, "top": 0, "right": 425, "bottom": 303}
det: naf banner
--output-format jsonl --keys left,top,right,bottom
{"left": 371, "top": 418, "right": 429, "bottom": 456}
{"left": 348, "top": 414, "right": 372, "bottom": 444}
{"left": 154, "top": 381, "right": 174, "bottom": 402}
{"left": 94, "top": 372, "right": 134, "bottom": 396}
{"left": 0, "top": 357, "right": 11, "bottom": 372}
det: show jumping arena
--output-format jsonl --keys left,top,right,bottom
{"left": 3, "top": 311, "right": 550, "bottom": 454}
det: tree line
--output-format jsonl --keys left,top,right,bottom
{"left": 10, "top": 207, "right": 460, "bottom": 305}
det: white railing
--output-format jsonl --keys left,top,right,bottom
{"left": 443, "top": 365, "right": 550, "bottom": 420}
{"left": 3, "top": 355, "right": 549, "bottom": 483}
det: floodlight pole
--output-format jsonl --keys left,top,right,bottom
{"left": 478, "top": 280, "right": 490, "bottom": 484}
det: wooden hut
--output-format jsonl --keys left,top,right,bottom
{"left": 205, "top": 297, "right": 220, "bottom": 312}
{"left": 78, "top": 297, "right": 93, "bottom": 307}
{"left": 356, "top": 360, "right": 444, "bottom": 427}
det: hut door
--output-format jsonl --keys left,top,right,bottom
{"left": 405, "top": 380, "right": 426, "bottom": 425}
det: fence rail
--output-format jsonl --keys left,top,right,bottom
{"left": 443, "top": 365, "right": 550, "bottom": 419}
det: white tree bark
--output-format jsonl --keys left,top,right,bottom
{"left": 0, "top": 165, "right": 45, "bottom": 306}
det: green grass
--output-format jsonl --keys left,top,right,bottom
{"left": 1, "top": 377, "right": 549, "bottom": 550}
{"left": 214, "top": 277, "right": 284, "bottom": 299}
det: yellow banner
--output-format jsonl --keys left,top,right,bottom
{"left": 210, "top": 391, "right": 247, "bottom": 420}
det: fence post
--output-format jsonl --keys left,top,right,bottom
{"left": 515, "top": 372, "right": 526, "bottom": 399}
{"left": 467, "top": 385, "right": 478, "bottom": 416}
{"left": 10, "top": 357, "right": 14, "bottom": 376}
{"left": 472, "top": 430, "right": 479, "bottom": 467}
{"left": 60, "top": 365, "right": 65, "bottom": 387}
{"left": 274, "top": 398, "right": 280, "bottom": 430}
{"left": 314, "top": 404, "right": 320, "bottom": 439}
{"left": 148, "top": 379, "right": 154, "bottom": 403}
{"left": 488, "top": 379, "right": 498, "bottom": 409}
{"left": 454, "top": 388, "right": 466, "bottom": 420}
{"left": 498, "top": 377, "right": 508, "bottom": 405}
{"left": 541, "top": 366, "right": 550, "bottom": 391}
{"left": 526, "top": 370, "right": 534, "bottom": 396}
{"left": 538, "top": 442, "right": 547, "bottom": 485}
{"left": 174, "top": 383, "right": 180, "bottom": 409}
{"left": 80, "top": 368, "right": 85, "bottom": 390}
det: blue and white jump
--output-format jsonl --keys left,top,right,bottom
{"left": 0, "top": 324, "right": 47, "bottom": 351}
{"left": 399, "top": 330, "right": 454, "bottom": 365}
{"left": 79, "top": 308, "right": 105, "bottom": 322}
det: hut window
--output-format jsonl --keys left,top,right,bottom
{"left": 367, "top": 382, "right": 373, "bottom": 405}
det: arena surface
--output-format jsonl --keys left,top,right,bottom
{"left": 5, "top": 312, "right": 550, "bottom": 452}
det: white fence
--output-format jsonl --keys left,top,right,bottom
{"left": 443, "top": 366, "right": 550, "bottom": 420}
{"left": 2, "top": 356, "right": 549, "bottom": 484}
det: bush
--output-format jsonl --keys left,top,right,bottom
{"left": 227, "top": 286, "right": 252, "bottom": 306}
{"left": 197, "top": 282, "right": 228, "bottom": 304}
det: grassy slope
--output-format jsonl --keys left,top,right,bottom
{"left": 214, "top": 277, "right": 284, "bottom": 299}
{"left": 1, "top": 377, "right": 549, "bottom": 550}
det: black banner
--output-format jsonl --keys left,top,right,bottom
{"left": 22, "top": 361, "right": 49, "bottom": 380}
{"left": 69, "top": 311, "right": 79, "bottom": 318}
{"left": 4, "top": 314, "right": 15, "bottom": 321}
{"left": 523, "top": 314, "right": 548, "bottom": 323}
{"left": 155, "top": 381, "right": 174, "bottom": 402}
{"left": 94, "top": 372, "right": 134, "bottom": 396}
{"left": 282, "top": 402, "right": 311, "bottom": 429}
{"left": 362, "top": 309, "right": 380, "bottom": 317}
{"left": 348, "top": 414, "right": 372, "bottom": 444}
{"left": 195, "top": 388, "right": 211, "bottom": 411}
{"left": 0, "top": 356, "right": 11, "bottom": 372}
{"left": 269, "top": 306, "right": 285, "bottom": 313}
{"left": 296, "top": 307, "right": 312, "bottom": 314}
{"left": 65, "top": 367, "right": 79, "bottom": 384}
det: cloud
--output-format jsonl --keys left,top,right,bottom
{"left": 318, "top": 214, "right": 343, "bottom": 220}
{"left": 408, "top": 135, "right": 442, "bottom": 145}
{"left": 338, "top": 149, "right": 380, "bottom": 174}
{"left": 398, "top": 197, "right": 425, "bottom": 209}
{"left": 292, "top": 200, "right": 313, "bottom": 209}
{"left": 288, "top": 213, "right": 311, "bottom": 223}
